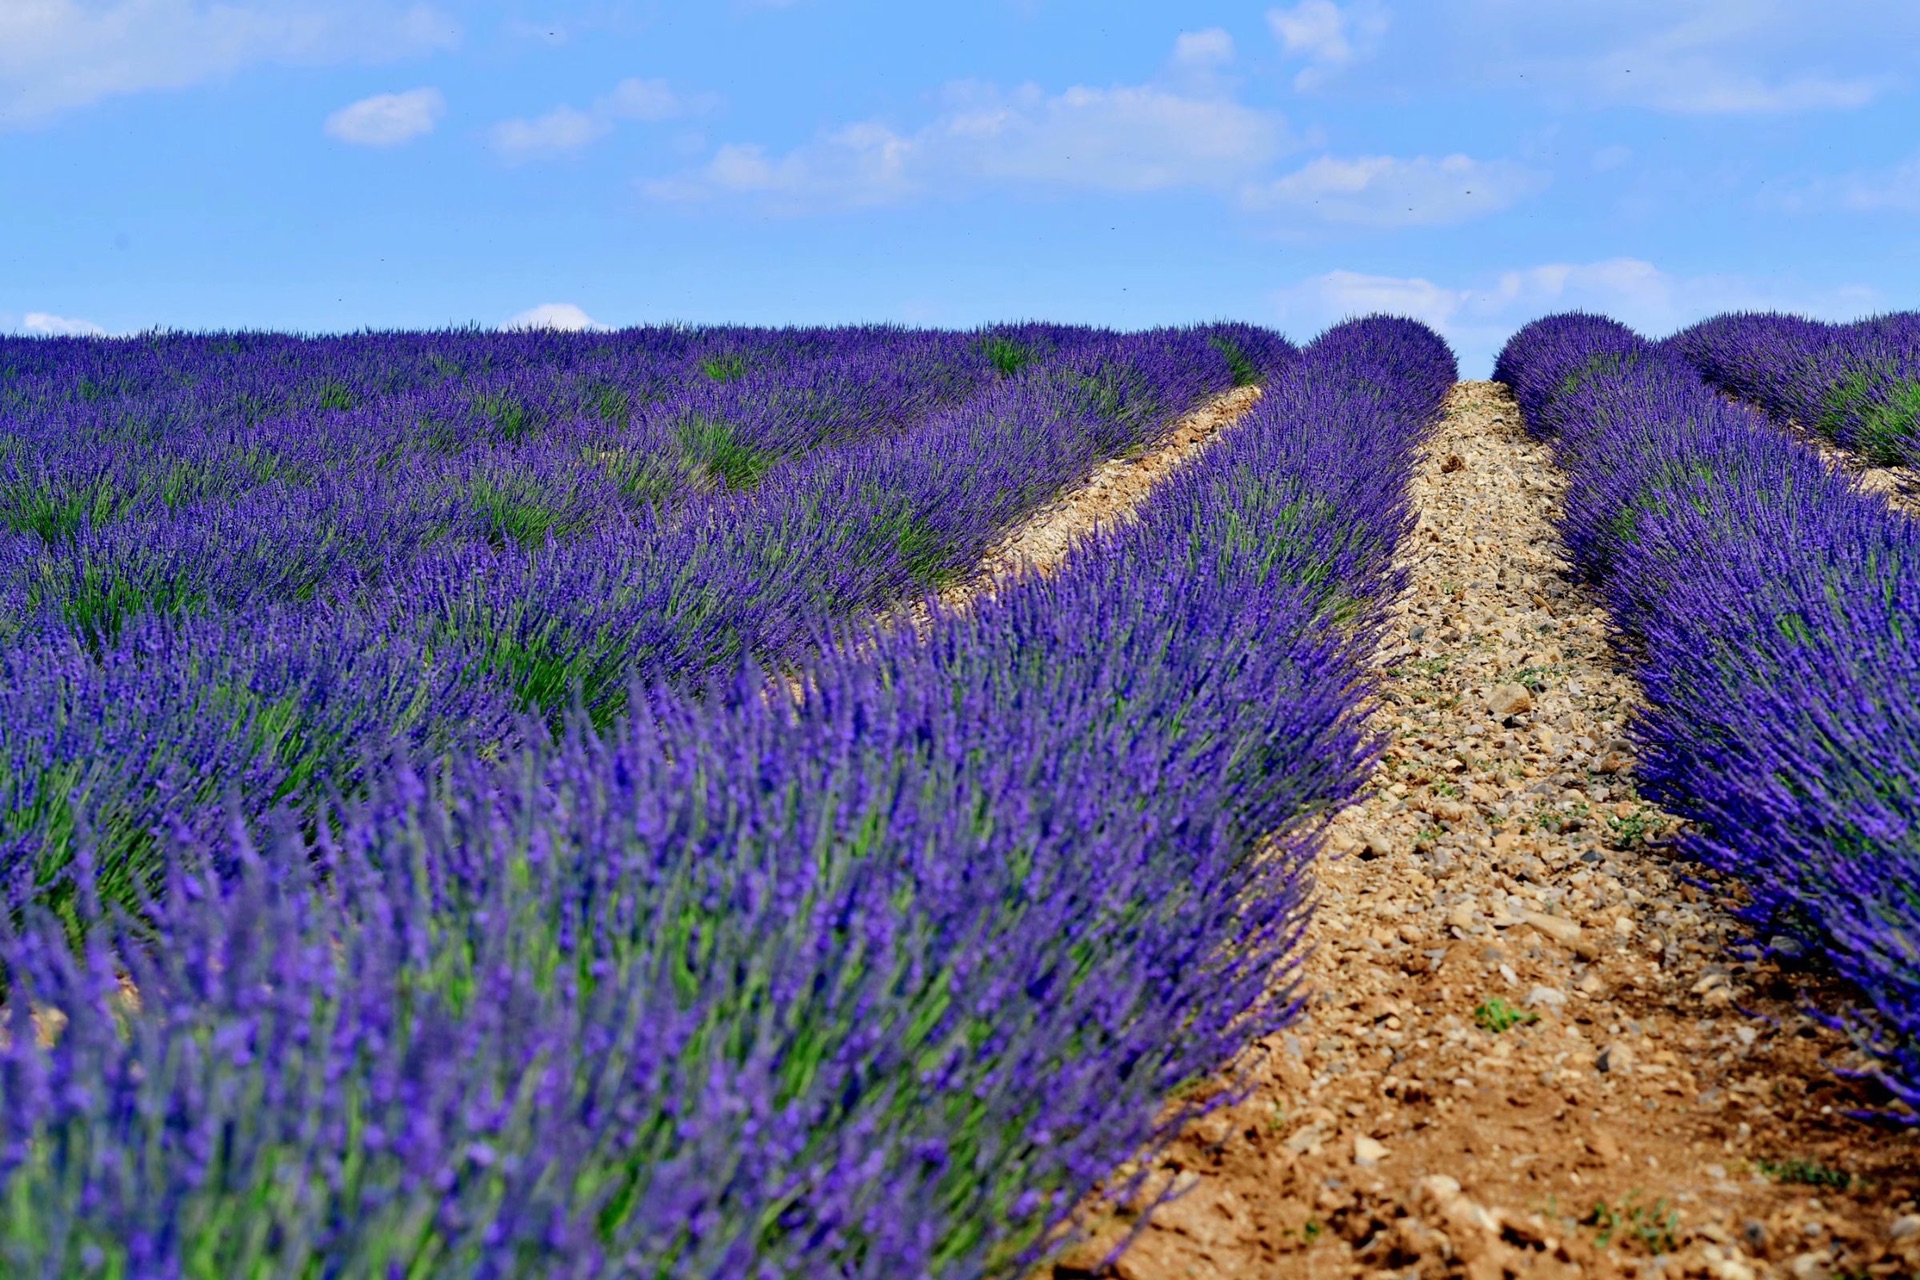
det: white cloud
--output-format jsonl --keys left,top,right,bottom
{"left": 1468, "top": 0, "right": 1901, "bottom": 114}
{"left": 1274, "top": 258, "right": 1883, "bottom": 376}
{"left": 1244, "top": 153, "right": 1547, "bottom": 226}
{"left": 504, "top": 303, "right": 605, "bottom": 332}
{"left": 1590, "top": 144, "right": 1634, "bottom": 172}
{"left": 491, "top": 77, "right": 715, "bottom": 161}
{"left": 0, "top": 1, "right": 457, "bottom": 127}
{"left": 1267, "top": 1, "right": 1388, "bottom": 90}
{"left": 1772, "top": 152, "right": 1920, "bottom": 214}
{"left": 323, "top": 87, "right": 443, "bottom": 146}
{"left": 603, "top": 77, "right": 692, "bottom": 122}
{"left": 493, "top": 105, "right": 603, "bottom": 157}
{"left": 1171, "top": 28, "right": 1236, "bottom": 70}
{"left": 22, "top": 311, "right": 108, "bottom": 336}
{"left": 647, "top": 36, "right": 1289, "bottom": 213}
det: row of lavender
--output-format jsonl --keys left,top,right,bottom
{"left": 1, "top": 323, "right": 1281, "bottom": 927}
{"left": 0, "top": 317, "right": 1456, "bottom": 1277}
{"left": 1496, "top": 315, "right": 1920, "bottom": 1112}
{"left": 1669, "top": 311, "right": 1920, "bottom": 468}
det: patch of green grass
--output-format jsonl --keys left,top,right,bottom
{"left": 1510, "top": 663, "right": 1560, "bottom": 693}
{"left": 469, "top": 478, "right": 586, "bottom": 550}
{"left": 676, "top": 414, "right": 777, "bottom": 492}
{"left": 476, "top": 391, "right": 536, "bottom": 443}
{"left": 1207, "top": 333, "right": 1260, "bottom": 387}
{"left": 590, "top": 446, "right": 681, "bottom": 509}
{"left": 1859, "top": 377, "right": 1920, "bottom": 467}
{"left": 1755, "top": 1157, "right": 1853, "bottom": 1189}
{"left": 699, "top": 353, "right": 748, "bottom": 383}
{"left": 1583, "top": 1195, "right": 1679, "bottom": 1254}
{"left": 316, "top": 381, "right": 356, "bottom": 412}
{"left": 981, "top": 335, "right": 1036, "bottom": 377}
{"left": 52, "top": 566, "right": 205, "bottom": 652}
{"left": 3, "top": 479, "right": 127, "bottom": 545}
{"left": 1607, "top": 807, "right": 1658, "bottom": 849}
{"left": 1535, "top": 800, "right": 1589, "bottom": 834}
{"left": 1473, "top": 998, "right": 1538, "bottom": 1034}
{"left": 586, "top": 383, "right": 632, "bottom": 425}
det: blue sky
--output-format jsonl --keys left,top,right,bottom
{"left": 3, "top": 0, "right": 1918, "bottom": 373}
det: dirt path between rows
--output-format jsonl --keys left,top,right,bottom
{"left": 1056, "top": 382, "right": 1920, "bottom": 1280}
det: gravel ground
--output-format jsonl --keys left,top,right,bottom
{"left": 1053, "top": 382, "right": 1920, "bottom": 1280}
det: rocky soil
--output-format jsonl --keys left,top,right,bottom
{"left": 1054, "top": 383, "right": 1920, "bottom": 1280}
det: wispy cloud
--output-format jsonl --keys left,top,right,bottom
{"left": 1769, "top": 152, "right": 1920, "bottom": 214}
{"left": 324, "top": 87, "right": 443, "bottom": 146}
{"left": 504, "top": 302, "right": 606, "bottom": 331}
{"left": 647, "top": 34, "right": 1290, "bottom": 212}
{"left": 1275, "top": 257, "right": 1882, "bottom": 374}
{"left": 1267, "top": 1, "right": 1388, "bottom": 90}
{"left": 22, "top": 311, "right": 108, "bottom": 336}
{"left": 1470, "top": 0, "right": 1904, "bottom": 115}
{"left": 491, "top": 77, "right": 716, "bottom": 161}
{"left": 1244, "top": 153, "right": 1547, "bottom": 226}
{"left": 0, "top": 0, "right": 457, "bottom": 128}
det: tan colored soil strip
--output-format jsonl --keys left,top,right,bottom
{"left": 1059, "top": 382, "right": 1920, "bottom": 1280}
{"left": 937, "top": 384, "right": 1261, "bottom": 610}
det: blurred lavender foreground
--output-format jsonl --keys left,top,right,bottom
{"left": 0, "top": 322, "right": 1271, "bottom": 928}
{"left": 1497, "top": 315, "right": 1920, "bottom": 1115}
{"left": 0, "top": 317, "right": 1453, "bottom": 1276}
{"left": 1669, "top": 310, "right": 1920, "bottom": 469}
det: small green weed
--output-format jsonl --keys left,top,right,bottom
{"left": 1859, "top": 378, "right": 1920, "bottom": 467}
{"left": 981, "top": 336, "right": 1035, "bottom": 377}
{"left": 676, "top": 414, "right": 776, "bottom": 491}
{"left": 700, "top": 353, "right": 748, "bottom": 383}
{"left": 476, "top": 391, "right": 535, "bottom": 443}
{"left": 1584, "top": 1195, "right": 1679, "bottom": 1254}
{"left": 1207, "top": 333, "right": 1259, "bottom": 387}
{"left": 1755, "top": 1157, "right": 1852, "bottom": 1189}
{"left": 1607, "top": 807, "right": 1657, "bottom": 849}
{"left": 1473, "top": 998, "right": 1538, "bottom": 1034}
{"left": 316, "top": 381, "right": 355, "bottom": 412}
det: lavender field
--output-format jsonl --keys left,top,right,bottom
{"left": 5, "top": 307, "right": 1920, "bottom": 1278}
{"left": 0, "top": 317, "right": 1460, "bottom": 1275}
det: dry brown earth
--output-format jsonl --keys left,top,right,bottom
{"left": 1053, "top": 383, "right": 1920, "bottom": 1280}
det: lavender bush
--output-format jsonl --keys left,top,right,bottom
{"left": 0, "top": 324, "right": 1281, "bottom": 928}
{"left": 1669, "top": 311, "right": 1920, "bottom": 468}
{"left": 0, "top": 317, "right": 1453, "bottom": 1277}
{"left": 1496, "top": 313, "right": 1920, "bottom": 1111}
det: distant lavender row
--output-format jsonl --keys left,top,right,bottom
{"left": 1496, "top": 314, "right": 1920, "bottom": 1112}
{"left": 0, "top": 324, "right": 1285, "bottom": 929}
{"left": 1668, "top": 311, "right": 1920, "bottom": 468}
{"left": 0, "top": 326, "right": 990, "bottom": 548}
{"left": 0, "top": 316, "right": 1455, "bottom": 1278}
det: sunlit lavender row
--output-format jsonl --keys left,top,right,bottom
{"left": 1497, "top": 314, "right": 1920, "bottom": 1112}
{"left": 1669, "top": 310, "right": 1920, "bottom": 468}
{"left": 0, "top": 321, "right": 1279, "bottom": 926}
{"left": 0, "top": 317, "right": 1464, "bottom": 1276}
